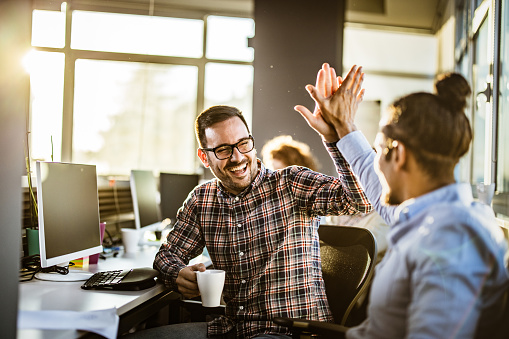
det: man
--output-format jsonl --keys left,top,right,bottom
{"left": 261, "top": 134, "right": 388, "bottom": 264}
{"left": 148, "top": 105, "right": 372, "bottom": 338}
{"left": 296, "top": 63, "right": 509, "bottom": 338}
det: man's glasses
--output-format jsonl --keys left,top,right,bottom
{"left": 201, "top": 136, "right": 255, "bottom": 160}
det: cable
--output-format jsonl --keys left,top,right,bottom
{"left": 19, "top": 254, "right": 41, "bottom": 282}
{"left": 19, "top": 255, "right": 76, "bottom": 282}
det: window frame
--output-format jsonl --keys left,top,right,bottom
{"left": 30, "top": 1, "right": 254, "bottom": 173}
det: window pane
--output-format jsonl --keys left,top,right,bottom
{"left": 71, "top": 11, "right": 203, "bottom": 58}
{"left": 28, "top": 51, "right": 65, "bottom": 163}
{"left": 206, "top": 16, "right": 254, "bottom": 61}
{"left": 457, "top": 56, "right": 471, "bottom": 183}
{"left": 471, "top": 18, "right": 490, "bottom": 184}
{"left": 204, "top": 63, "right": 253, "bottom": 126}
{"left": 73, "top": 60, "right": 198, "bottom": 175}
{"left": 31, "top": 9, "right": 66, "bottom": 48}
{"left": 498, "top": 0, "right": 509, "bottom": 192}
{"left": 455, "top": 0, "right": 468, "bottom": 50}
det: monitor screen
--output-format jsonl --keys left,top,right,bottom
{"left": 130, "top": 170, "right": 161, "bottom": 230}
{"left": 36, "top": 162, "right": 102, "bottom": 270}
{"left": 159, "top": 173, "right": 200, "bottom": 224}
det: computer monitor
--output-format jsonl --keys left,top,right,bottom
{"left": 159, "top": 172, "right": 200, "bottom": 225}
{"left": 36, "top": 161, "right": 102, "bottom": 281}
{"left": 130, "top": 170, "right": 162, "bottom": 232}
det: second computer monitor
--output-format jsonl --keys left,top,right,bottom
{"left": 130, "top": 170, "right": 161, "bottom": 231}
{"left": 159, "top": 173, "right": 200, "bottom": 225}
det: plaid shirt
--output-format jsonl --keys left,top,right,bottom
{"left": 154, "top": 142, "right": 372, "bottom": 338}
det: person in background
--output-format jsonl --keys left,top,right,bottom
{"left": 262, "top": 134, "right": 388, "bottom": 263}
{"left": 130, "top": 104, "right": 372, "bottom": 339}
{"left": 261, "top": 135, "right": 320, "bottom": 171}
{"left": 297, "top": 63, "right": 509, "bottom": 338}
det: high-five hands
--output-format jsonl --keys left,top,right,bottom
{"left": 295, "top": 63, "right": 365, "bottom": 141}
{"left": 294, "top": 63, "right": 341, "bottom": 143}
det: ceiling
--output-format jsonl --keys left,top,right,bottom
{"left": 148, "top": 0, "right": 446, "bottom": 34}
{"left": 69, "top": 0, "right": 447, "bottom": 34}
{"left": 345, "top": 0, "right": 446, "bottom": 33}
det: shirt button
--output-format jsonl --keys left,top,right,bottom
{"left": 239, "top": 252, "right": 244, "bottom": 257}
{"left": 235, "top": 197, "right": 240, "bottom": 202}
{"left": 239, "top": 306, "right": 244, "bottom": 310}
{"left": 241, "top": 279, "right": 246, "bottom": 284}
{"left": 237, "top": 224, "right": 242, "bottom": 228}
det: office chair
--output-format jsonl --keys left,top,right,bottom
{"left": 277, "top": 276, "right": 509, "bottom": 339}
{"left": 474, "top": 276, "right": 509, "bottom": 339}
{"left": 275, "top": 224, "right": 377, "bottom": 338}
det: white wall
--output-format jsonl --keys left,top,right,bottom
{"left": 436, "top": 0, "right": 457, "bottom": 74}
{"left": 343, "top": 26, "right": 438, "bottom": 138}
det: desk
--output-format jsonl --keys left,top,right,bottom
{"left": 18, "top": 244, "right": 192, "bottom": 339}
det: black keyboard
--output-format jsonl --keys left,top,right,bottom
{"left": 81, "top": 269, "right": 132, "bottom": 289}
{"left": 81, "top": 267, "right": 158, "bottom": 291}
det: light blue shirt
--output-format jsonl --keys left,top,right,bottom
{"left": 337, "top": 131, "right": 509, "bottom": 339}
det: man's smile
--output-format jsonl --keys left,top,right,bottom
{"left": 227, "top": 162, "right": 248, "bottom": 176}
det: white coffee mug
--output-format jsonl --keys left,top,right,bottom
{"left": 196, "top": 269, "right": 225, "bottom": 307}
{"left": 121, "top": 228, "right": 140, "bottom": 253}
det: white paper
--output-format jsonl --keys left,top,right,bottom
{"left": 18, "top": 308, "right": 119, "bottom": 339}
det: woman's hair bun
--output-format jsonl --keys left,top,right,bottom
{"left": 435, "top": 73, "right": 471, "bottom": 112}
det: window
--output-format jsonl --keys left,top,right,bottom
{"left": 71, "top": 11, "right": 204, "bottom": 58}
{"left": 456, "top": 0, "right": 509, "bottom": 220}
{"left": 204, "top": 63, "right": 254, "bottom": 125}
{"left": 28, "top": 5, "right": 254, "bottom": 176}
{"left": 206, "top": 15, "right": 254, "bottom": 62}
{"left": 31, "top": 9, "right": 66, "bottom": 48}
{"left": 498, "top": 0, "right": 509, "bottom": 193}
{"left": 73, "top": 60, "right": 198, "bottom": 174}
{"left": 27, "top": 51, "right": 65, "bottom": 163}
{"left": 471, "top": 18, "right": 490, "bottom": 184}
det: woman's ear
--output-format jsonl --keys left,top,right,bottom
{"left": 198, "top": 149, "right": 209, "bottom": 168}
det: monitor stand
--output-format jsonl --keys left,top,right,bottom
{"left": 35, "top": 262, "right": 94, "bottom": 282}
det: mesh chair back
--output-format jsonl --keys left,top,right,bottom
{"left": 474, "top": 281, "right": 509, "bottom": 339}
{"left": 318, "top": 225, "right": 377, "bottom": 326}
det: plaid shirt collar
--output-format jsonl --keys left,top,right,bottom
{"left": 216, "top": 159, "right": 265, "bottom": 200}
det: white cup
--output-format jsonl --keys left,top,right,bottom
{"left": 196, "top": 269, "right": 225, "bottom": 307}
{"left": 476, "top": 183, "right": 495, "bottom": 205}
{"left": 121, "top": 228, "right": 140, "bottom": 253}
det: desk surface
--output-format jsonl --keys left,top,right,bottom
{"left": 18, "top": 244, "right": 211, "bottom": 338}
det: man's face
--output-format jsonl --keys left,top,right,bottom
{"left": 374, "top": 132, "right": 403, "bottom": 205}
{"left": 198, "top": 117, "right": 258, "bottom": 195}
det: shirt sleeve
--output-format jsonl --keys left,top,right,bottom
{"left": 322, "top": 140, "right": 372, "bottom": 215}
{"left": 286, "top": 140, "right": 372, "bottom": 217}
{"left": 336, "top": 131, "right": 397, "bottom": 226}
{"left": 153, "top": 194, "right": 205, "bottom": 290}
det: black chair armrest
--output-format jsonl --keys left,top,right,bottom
{"left": 274, "top": 317, "right": 348, "bottom": 338}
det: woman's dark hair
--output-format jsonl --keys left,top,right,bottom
{"left": 195, "top": 105, "right": 250, "bottom": 148}
{"left": 381, "top": 73, "right": 472, "bottom": 178}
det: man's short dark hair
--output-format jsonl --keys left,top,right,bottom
{"left": 195, "top": 105, "right": 250, "bottom": 148}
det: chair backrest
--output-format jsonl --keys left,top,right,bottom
{"left": 318, "top": 224, "right": 377, "bottom": 326}
{"left": 474, "top": 281, "right": 509, "bottom": 339}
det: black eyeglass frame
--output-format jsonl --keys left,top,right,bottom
{"left": 201, "top": 135, "right": 255, "bottom": 160}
